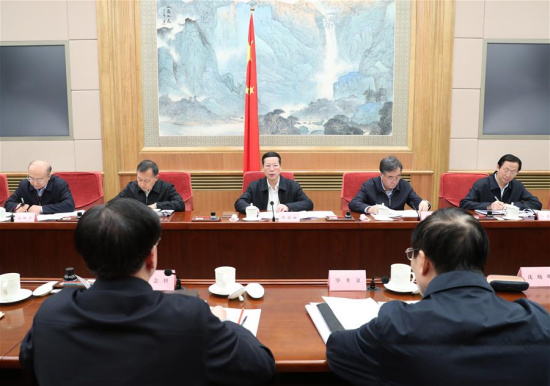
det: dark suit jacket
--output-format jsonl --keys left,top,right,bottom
{"left": 4, "top": 175, "right": 75, "bottom": 214}
{"left": 349, "top": 177, "right": 425, "bottom": 213}
{"left": 20, "top": 277, "right": 275, "bottom": 386}
{"left": 117, "top": 179, "right": 184, "bottom": 211}
{"left": 326, "top": 271, "right": 550, "bottom": 385}
{"left": 234, "top": 176, "right": 313, "bottom": 213}
{"left": 460, "top": 173, "right": 542, "bottom": 210}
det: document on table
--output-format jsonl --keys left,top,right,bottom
{"left": 305, "top": 297, "right": 381, "bottom": 344}
{"left": 388, "top": 209, "right": 419, "bottom": 218}
{"left": 258, "top": 211, "right": 336, "bottom": 220}
{"left": 37, "top": 211, "right": 82, "bottom": 221}
{"left": 222, "top": 308, "right": 262, "bottom": 336}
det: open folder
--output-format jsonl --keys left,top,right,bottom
{"left": 305, "top": 297, "right": 381, "bottom": 344}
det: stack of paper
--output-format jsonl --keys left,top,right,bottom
{"left": 258, "top": 211, "right": 336, "bottom": 220}
{"left": 221, "top": 308, "right": 261, "bottom": 336}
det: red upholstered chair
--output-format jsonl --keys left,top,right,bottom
{"left": 158, "top": 172, "right": 193, "bottom": 211}
{"left": 242, "top": 171, "right": 295, "bottom": 193}
{"left": 547, "top": 192, "right": 550, "bottom": 209}
{"left": 340, "top": 172, "right": 380, "bottom": 210}
{"left": 53, "top": 172, "right": 104, "bottom": 210}
{"left": 0, "top": 173, "right": 9, "bottom": 207}
{"left": 438, "top": 173, "right": 489, "bottom": 209}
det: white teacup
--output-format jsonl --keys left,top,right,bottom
{"left": 0, "top": 273, "right": 21, "bottom": 302}
{"left": 245, "top": 204, "right": 259, "bottom": 220}
{"left": 390, "top": 264, "right": 415, "bottom": 290}
{"left": 215, "top": 266, "right": 236, "bottom": 293}
{"left": 0, "top": 207, "right": 6, "bottom": 219}
{"left": 506, "top": 205, "right": 520, "bottom": 219}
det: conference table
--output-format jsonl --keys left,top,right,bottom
{"left": 1, "top": 211, "right": 549, "bottom": 280}
{"left": 1, "top": 278, "right": 549, "bottom": 386}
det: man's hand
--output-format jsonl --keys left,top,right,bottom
{"left": 210, "top": 305, "right": 227, "bottom": 321}
{"left": 27, "top": 205, "right": 42, "bottom": 213}
{"left": 15, "top": 204, "right": 29, "bottom": 213}
{"left": 418, "top": 200, "right": 430, "bottom": 212}
{"left": 489, "top": 201, "right": 506, "bottom": 210}
{"left": 366, "top": 206, "right": 378, "bottom": 215}
{"left": 148, "top": 203, "right": 157, "bottom": 209}
{"left": 276, "top": 204, "right": 289, "bottom": 213}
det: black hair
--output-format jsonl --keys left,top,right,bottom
{"left": 262, "top": 152, "right": 282, "bottom": 165}
{"left": 411, "top": 208, "right": 489, "bottom": 274}
{"left": 75, "top": 199, "right": 161, "bottom": 279}
{"left": 379, "top": 155, "right": 403, "bottom": 174}
{"left": 497, "top": 154, "right": 522, "bottom": 172}
{"left": 137, "top": 160, "right": 159, "bottom": 176}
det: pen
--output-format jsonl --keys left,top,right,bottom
{"left": 494, "top": 196, "right": 501, "bottom": 202}
{"left": 237, "top": 308, "right": 245, "bottom": 324}
{"left": 240, "top": 316, "right": 248, "bottom": 326}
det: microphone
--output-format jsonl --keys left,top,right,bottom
{"left": 164, "top": 269, "right": 183, "bottom": 290}
{"left": 410, "top": 202, "right": 421, "bottom": 220}
{"left": 368, "top": 276, "right": 389, "bottom": 291}
{"left": 270, "top": 201, "right": 275, "bottom": 222}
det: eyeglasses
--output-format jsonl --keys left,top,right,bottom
{"left": 500, "top": 168, "right": 518, "bottom": 176}
{"left": 405, "top": 247, "right": 419, "bottom": 261}
{"left": 383, "top": 174, "right": 401, "bottom": 182}
{"left": 27, "top": 176, "right": 48, "bottom": 183}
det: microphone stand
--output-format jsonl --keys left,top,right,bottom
{"left": 270, "top": 201, "right": 275, "bottom": 222}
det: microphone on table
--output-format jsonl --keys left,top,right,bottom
{"left": 368, "top": 276, "right": 389, "bottom": 291}
{"left": 164, "top": 269, "right": 184, "bottom": 290}
{"left": 270, "top": 201, "right": 275, "bottom": 222}
{"left": 410, "top": 202, "right": 421, "bottom": 220}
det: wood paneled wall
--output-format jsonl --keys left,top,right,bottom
{"left": 97, "top": 0, "right": 456, "bottom": 209}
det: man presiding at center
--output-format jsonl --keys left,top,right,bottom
{"left": 349, "top": 155, "right": 430, "bottom": 214}
{"left": 117, "top": 160, "right": 184, "bottom": 211}
{"left": 235, "top": 151, "right": 313, "bottom": 214}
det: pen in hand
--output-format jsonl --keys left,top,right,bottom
{"left": 240, "top": 315, "right": 248, "bottom": 326}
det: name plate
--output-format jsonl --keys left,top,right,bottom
{"left": 537, "top": 211, "right": 550, "bottom": 221}
{"left": 14, "top": 213, "right": 36, "bottom": 223}
{"left": 278, "top": 212, "right": 300, "bottom": 223}
{"left": 148, "top": 270, "right": 176, "bottom": 291}
{"left": 518, "top": 267, "right": 550, "bottom": 287}
{"left": 328, "top": 270, "right": 367, "bottom": 291}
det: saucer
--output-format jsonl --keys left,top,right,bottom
{"left": 209, "top": 283, "right": 244, "bottom": 296}
{"left": 0, "top": 289, "right": 32, "bottom": 304}
{"left": 384, "top": 281, "right": 418, "bottom": 294}
{"left": 242, "top": 217, "right": 261, "bottom": 222}
{"left": 501, "top": 216, "right": 522, "bottom": 221}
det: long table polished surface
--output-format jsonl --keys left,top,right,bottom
{"left": 1, "top": 279, "right": 549, "bottom": 375}
{"left": 1, "top": 211, "right": 549, "bottom": 279}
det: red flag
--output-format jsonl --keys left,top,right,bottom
{"left": 243, "top": 11, "right": 260, "bottom": 173}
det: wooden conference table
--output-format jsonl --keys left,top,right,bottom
{"left": 0, "top": 211, "right": 549, "bottom": 280}
{"left": 1, "top": 279, "right": 549, "bottom": 386}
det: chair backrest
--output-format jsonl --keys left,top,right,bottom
{"left": 547, "top": 191, "right": 550, "bottom": 210}
{"left": 242, "top": 171, "right": 295, "bottom": 193}
{"left": 0, "top": 173, "right": 9, "bottom": 207}
{"left": 158, "top": 172, "right": 193, "bottom": 211}
{"left": 53, "top": 172, "right": 104, "bottom": 210}
{"left": 340, "top": 172, "right": 380, "bottom": 210}
{"left": 438, "top": 172, "right": 489, "bottom": 208}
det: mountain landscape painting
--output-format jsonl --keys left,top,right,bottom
{"left": 156, "top": 0, "right": 395, "bottom": 137}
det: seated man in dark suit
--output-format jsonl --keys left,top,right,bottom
{"left": 460, "top": 154, "right": 542, "bottom": 210}
{"left": 4, "top": 160, "right": 75, "bottom": 214}
{"left": 326, "top": 208, "right": 550, "bottom": 385}
{"left": 235, "top": 151, "right": 313, "bottom": 214}
{"left": 349, "top": 155, "right": 430, "bottom": 214}
{"left": 117, "top": 159, "right": 185, "bottom": 211}
{"left": 20, "top": 199, "right": 276, "bottom": 385}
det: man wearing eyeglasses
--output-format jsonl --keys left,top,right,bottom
{"left": 460, "top": 154, "right": 542, "bottom": 210}
{"left": 4, "top": 160, "right": 75, "bottom": 214}
{"left": 116, "top": 160, "right": 184, "bottom": 211}
{"left": 349, "top": 155, "right": 430, "bottom": 214}
{"left": 326, "top": 208, "right": 550, "bottom": 385}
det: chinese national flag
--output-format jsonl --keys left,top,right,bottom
{"left": 243, "top": 12, "right": 260, "bottom": 173}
